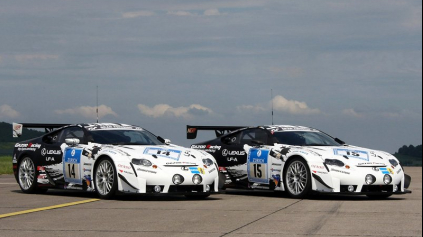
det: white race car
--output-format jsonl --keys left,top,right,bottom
{"left": 188, "top": 125, "right": 412, "bottom": 199}
{"left": 13, "top": 123, "right": 219, "bottom": 199}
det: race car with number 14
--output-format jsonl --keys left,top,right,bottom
{"left": 12, "top": 123, "right": 219, "bottom": 199}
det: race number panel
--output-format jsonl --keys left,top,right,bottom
{"left": 334, "top": 148, "right": 369, "bottom": 161}
{"left": 63, "top": 148, "right": 83, "bottom": 185}
{"left": 247, "top": 149, "right": 270, "bottom": 184}
{"left": 143, "top": 147, "right": 182, "bottom": 161}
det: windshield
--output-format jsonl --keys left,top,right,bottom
{"left": 273, "top": 131, "right": 341, "bottom": 146}
{"left": 89, "top": 129, "right": 164, "bottom": 145}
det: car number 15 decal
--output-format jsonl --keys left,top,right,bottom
{"left": 63, "top": 148, "right": 83, "bottom": 185}
{"left": 248, "top": 149, "right": 270, "bottom": 184}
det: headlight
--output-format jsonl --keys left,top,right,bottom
{"left": 389, "top": 159, "right": 399, "bottom": 167}
{"left": 132, "top": 159, "right": 152, "bottom": 167}
{"left": 365, "top": 174, "right": 376, "bottom": 185}
{"left": 384, "top": 175, "right": 392, "bottom": 185}
{"left": 173, "top": 174, "right": 184, "bottom": 185}
{"left": 202, "top": 158, "right": 214, "bottom": 167}
{"left": 325, "top": 159, "right": 345, "bottom": 167}
{"left": 193, "top": 174, "right": 203, "bottom": 185}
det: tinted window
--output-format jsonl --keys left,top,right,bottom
{"left": 273, "top": 131, "right": 341, "bottom": 146}
{"left": 60, "top": 127, "right": 86, "bottom": 143}
{"left": 89, "top": 129, "right": 164, "bottom": 145}
{"left": 240, "top": 129, "right": 268, "bottom": 145}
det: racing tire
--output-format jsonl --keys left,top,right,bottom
{"left": 366, "top": 194, "right": 392, "bottom": 200}
{"left": 283, "top": 157, "right": 312, "bottom": 199}
{"left": 185, "top": 194, "right": 211, "bottom": 200}
{"left": 18, "top": 157, "right": 39, "bottom": 194}
{"left": 218, "top": 172, "right": 227, "bottom": 191}
{"left": 94, "top": 157, "right": 118, "bottom": 200}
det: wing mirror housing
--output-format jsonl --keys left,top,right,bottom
{"left": 66, "top": 138, "right": 80, "bottom": 147}
{"left": 158, "top": 136, "right": 171, "bottom": 145}
{"left": 251, "top": 140, "right": 265, "bottom": 146}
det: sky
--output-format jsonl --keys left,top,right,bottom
{"left": 0, "top": 0, "right": 421, "bottom": 153}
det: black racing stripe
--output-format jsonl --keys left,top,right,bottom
{"left": 312, "top": 173, "right": 333, "bottom": 189}
{"left": 118, "top": 173, "right": 138, "bottom": 190}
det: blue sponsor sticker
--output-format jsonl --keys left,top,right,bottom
{"left": 189, "top": 167, "right": 200, "bottom": 174}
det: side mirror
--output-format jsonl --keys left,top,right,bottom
{"left": 158, "top": 136, "right": 171, "bottom": 145}
{"left": 222, "top": 137, "right": 233, "bottom": 145}
{"left": 251, "top": 140, "right": 265, "bottom": 146}
{"left": 335, "top": 138, "right": 346, "bottom": 145}
{"left": 66, "top": 138, "right": 80, "bottom": 147}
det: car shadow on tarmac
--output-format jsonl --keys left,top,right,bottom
{"left": 11, "top": 189, "right": 222, "bottom": 202}
{"left": 11, "top": 189, "right": 406, "bottom": 202}
{"left": 223, "top": 189, "right": 407, "bottom": 201}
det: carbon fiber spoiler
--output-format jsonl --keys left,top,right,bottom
{"left": 186, "top": 125, "right": 247, "bottom": 139}
{"left": 13, "top": 123, "right": 71, "bottom": 138}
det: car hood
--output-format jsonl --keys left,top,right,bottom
{"left": 296, "top": 145, "right": 397, "bottom": 166}
{"left": 99, "top": 144, "right": 212, "bottom": 166}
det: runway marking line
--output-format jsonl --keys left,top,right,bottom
{"left": 0, "top": 199, "right": 100, "bottom": 219}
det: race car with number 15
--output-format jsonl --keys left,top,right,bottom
{"left": 187, "top": 125, "right": 412, "bottom": 199}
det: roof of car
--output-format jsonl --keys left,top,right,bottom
{"left": 81, "top": 123, "right": 143, "bottom": 131}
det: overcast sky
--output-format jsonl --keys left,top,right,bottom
{"left": 0, "top": 0, "right": 421, "bottom": 153}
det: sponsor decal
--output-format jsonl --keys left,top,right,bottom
{"left": 189, "top": 167, "right": 205, "bottom": 175}
{"left": 191, "top": 145, "right": 206, "bottom": 149}
{"left": 357, "top": 162, "right": 386, "bottom": 167}
{"left": 12, "top": 155, "right": 17, "bottom": 164}
{"left": 41, "top": 148, "right": 61, "bottom": 156}
{"left": 118, "top": 164, "right": 131, "bottom": 170}
{"left": 227, "top": 157, "right": 238, "bottom": 162}
{"left": 397, "top": 169, "right": 402, "bottom": 174}
{"left": 272, "top": 174, "right": 281, "bottom": 186}
{"left": 311, "top": 165, "right": 326, "bottom": 170}
{"left": 208, "top": 168, "right": 217, "bottom": 174}
{"left": 15, "top": 143, "right": 42, "bottom": 152}
{"left": 380, "top": 168, "right": 394, "bottom": 175}
{"left": 45, "top": 157, "right": 55, "bottom": 162}
{"left": 331, "top": 168, "right": 350, "bottom": 175}
{"left": 222, "top": 149, "right": 246, "bottom": 157}
{"left": 187, "top": 128, "right": 197, "bottom": 134}
{"left": 137, "top": 168, "right": 157, "bottom": 174}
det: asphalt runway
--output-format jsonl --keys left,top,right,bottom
{"left": 0, "top": 167, "right": 421, "bottom": 237}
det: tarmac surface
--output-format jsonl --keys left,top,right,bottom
{"left": 0, "top": 167, "right": 421, "bottom": 237}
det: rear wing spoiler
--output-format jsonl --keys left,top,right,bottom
{"left": 186, "top": 125, "right": 247, "bottom": 140}
{"left": 13, "top": 123, "right": 71, "bottom": 138}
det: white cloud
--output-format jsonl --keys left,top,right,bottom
{"left": 55, "top": 105, "right": 118, "bottom": 119}
{"left": 15, "top": 54, "right": 59, "bottom": 62}
{"left": 204, "top": 8, "right": 221, "bottom": 16}
{"left": 238, "top": 95, "right": 321, "bottom": 115}
{"left": 167, "top": 10, "right": 197, "bottom": 17}
{"left": 122, "top": 11, "right": 155, "bottom": 18}
{"left": 138, "top": 103, "right": 213, "bottom": 119}
{"left": 342, "top": 109, "right": 364, "bottom": 118}
{"left": 0, "top": 104, "right": 20, "bottom": 118}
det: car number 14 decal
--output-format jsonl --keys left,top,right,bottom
{"left": 248, "top": 149, "right": 270, "bottom": 184}
{"left": 64, "top": 148, "right": 83, "bottom": 185}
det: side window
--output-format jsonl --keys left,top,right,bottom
{"left": 240, "top": 129, "right": 268, "bottom": 145}
{"left": 59, "top": 127, "right": 86, "bottom": 144}
{"left": 222, "top": 132, "right": 241, "bottom": 145}
{"left": 43, "top": 130, "right": 63, "bottom": 144}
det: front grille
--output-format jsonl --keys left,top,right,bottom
{"left": 361, "top": 185, "right": 393, "bottom": 193}
{"left": 169, "top": 185, "right": 204, "bottom": 193}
